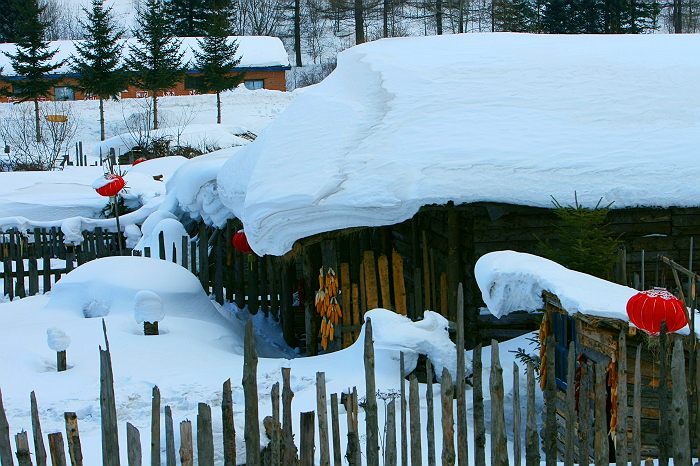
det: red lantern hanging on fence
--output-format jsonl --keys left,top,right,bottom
{"left": 232, "top": 230, "right": 254, "bottom": 254}
{"left": 93, "top": 174, "right": 125, "bottom": 197}
{"left": 626, "top": 287, "right": 688, "bottom": 335}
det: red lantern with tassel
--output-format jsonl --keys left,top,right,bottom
{"left": 93, "top": 174, "right": 125, "bottom": 197}
{"left": 232, "top": 230, "right": 254, "bottom": 254}
{"left": 626, "top": 287, "right": 688, "bottom": 335}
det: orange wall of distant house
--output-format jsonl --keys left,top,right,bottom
{"left": 0, "top": 70, "right": 287, "bottom": 103}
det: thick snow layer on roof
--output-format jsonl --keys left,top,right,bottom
{"left": 216, "top": 33, "right": 700, "bottom": 256}
{"left": 475, "top": 250, "right": 639, "bottom": 321}
{"left": 0, "top": 36, "right": 289, "bottom": 76}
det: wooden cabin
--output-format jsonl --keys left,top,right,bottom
{"left": 540, "top": 290, "right": 696, "bottom": 461}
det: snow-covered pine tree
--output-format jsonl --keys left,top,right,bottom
{"left": 3, "top": 0, "right": 63, "bottom": 142}
{"left": 72, "top": 0, "right": 128, "bottom": 141}
{"left": 126, "top": 0, "right": 186, "bottom": 130}
{"left": 194, "top": 0, "right": 244, "bottom": 124}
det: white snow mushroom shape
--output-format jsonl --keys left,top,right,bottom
{"left": 134, "top": 290, "right": 165, "bottom": 335}
{"left": 47, "top": 327, "right": 71, "bottom": 372}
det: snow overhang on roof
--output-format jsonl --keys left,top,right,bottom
{"left": 0, "top": 35, "right": 290, "bottom": 77}
{"left": 214, "top": 33, "right": 700, "bottom": 256}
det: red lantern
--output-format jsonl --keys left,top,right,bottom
{"left": 94, "top": 174, "right": 125, "bottom": 197}
{"left": 132, "top": 157, "right": 147, "bottom": 166}
{"left": 626, "top": 287, "right": 688, "bottom": 335}
{"left": 232, "top": 230, "right": 254, "bottom": 254}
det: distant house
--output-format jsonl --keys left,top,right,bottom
{"left": 0, "top": 35, "right": 290, "bottom": 102}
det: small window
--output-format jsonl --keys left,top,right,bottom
{"left": 54, "top": 86, "right": 75, "bottom": 101}
{"left": 552, "top": 312, "right": 576, "bottom": 390}
{"left": 244, "top": 79, "right": 264, "bottom": 90}
{"left": 184, "top": 75, "right": 204, "bottom": 90}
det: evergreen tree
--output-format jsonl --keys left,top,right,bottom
{"left": 3, "top": 0, "right": 63, "bottom": 142}
{"left": 493, "top": 0, "right": 536, "bottom": 31}
{"left": 194, "top": 0, "right": 244, "bottom": 124}
{"left": 126, "top": 0, "right": 186, "bottom": 130}
{"left": 538, "top": 194, "right": 621, "bottom": 280}
{"left": 0, "top": 0, "right": 20, "bottom": 43}
{"left": 71, "top": 0, "right": 128, "bottom": 141}
{"left": 165, "top": 0, "right": 211, "bottom": 36}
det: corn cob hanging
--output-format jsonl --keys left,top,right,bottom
{"left": 315, "top": 266, "right": 342, "bottom": 350}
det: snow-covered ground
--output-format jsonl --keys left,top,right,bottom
{"left": 0, "top": 255, "right": 536, "bottom": 465}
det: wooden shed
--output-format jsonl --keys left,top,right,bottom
{"left": 540, "top": 290, "right": 697, "bottom": 461}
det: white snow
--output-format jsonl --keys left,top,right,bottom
{"left": 133, "top": 290, "right": 165, "bottom": 324}
{"left": 214, "top": 33, "right": 700, "bottom": 256}
{"left": 46, "top": 327, "right": 71, "bottom": 352}
{"left": 133, "top": 218, "right": 188, "bottom": 261}
{"left": 124, "top": 224, "right": 142, "bottom": 249}
{"left": 475, "top": 250, "right": 639, "bottom": 320}
{"left": 0, "top": 36, "right": 289, "bottom": 76}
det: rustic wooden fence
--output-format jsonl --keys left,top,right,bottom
{"left": 0, "top": 289, "right": 698, "bottom": 466}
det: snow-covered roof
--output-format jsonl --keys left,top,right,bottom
{"left": 0, "top": 35, "right": 289, "bottom": 76}
{"left": 215, "top": 33, "right": 700, "bottom": 256}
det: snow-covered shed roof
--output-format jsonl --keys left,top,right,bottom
{"left": 214, "top": 33, "right": 700, "bottom": 256}
{"left": 0, "top": 36, "right": 289, "bottom": 76}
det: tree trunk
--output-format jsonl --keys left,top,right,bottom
{"left": 216, "top": 92, "right": 222, "bottom": 125}
{"left": 383, "top": 0, "right": 389, "bottom": 37}
{"left": 152, "top": 93, "right": 158, "bottom": 130}
{"left": 436, "top": 0, "right": 443, "bottom": 34}
{"left": 294, "top": 0, "right": 302, "bottom": 66}
{"left": 34, "top": 98, "right": 41, "bottom": 143}
{"left": 354, "top": 0, "right": 365, "bottom": 44}
{"left": 100, "top": 98, "right": 106, "bottom": 141}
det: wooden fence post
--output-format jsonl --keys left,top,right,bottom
{"left": 671, "top": 338, "right": 691, "bottom": 466}
{"left": 399, "top": 353, "right": 407, "bottom": 466}
{"left": 364, "top": 319, "right": 379, "bottom": 466}
{"left": 316, "top": 373, "right": 330, "bottom": 466}
{"left": 63, "top": 413, "right": 83, "bottom": 466}
{"left": 178, "top": 421, "right": 193, "bottom": 466}
{"left": 14, "top": 432, "right": 32, "bottom": 466}
{"left": 164, "top": 407, "right": 175, "bottom": 466}
{"left": 408, "top": 375, "right": 421, "bottom": 466}
{"left": 243, "top": 321, "right": 260, "bottom": 465}
{"left": 616, "top": 331, "right": 628, "bottom": 466}
{"left": 490, "top": 340, "right": 507, "bottom": 466}
{"left": 543, "top": 335, "right": 556, "bottom": 466}
{"left": 127, "top": 423, "right": 142, "bottom": 466}
{"left": 48, "top": 433, "right": 67, "bottom": 466}
{"left": 455, "top": 284, "right": 468, "bottom": 466}
{"left": 151, "top": 387, "right": 160, "bottom": 466}
{"left": 271, "top": 382, "right": 281, "bottom": 466}
{"left": 222, "top": 379, "right": 236, "bottom": 466}
{"left": 565, "top": 342, "right": 576, "bottom": 466}
{"left": 472, "top": 344, "right": 485, "bottom": 466}
{"left": 100, "top": 322, "right": 120, "bottom": 466}
{"left": 425, "top": 359, "right": 435, "bottom": 466}
{"left": 578, "top": 362, "right": 591, "bottom": 465}
{"left": 525, "top": 362, "right": 539, "bottom": 466}
{"left": 330, "top": 394, "right": 342, "bottom": 466}
{"left": 632, "top": 346, "right": 641, "bottom": 466}
{"left": 30, "top": 392, "right": 47, "bottom": 466}
{"left": 594, "top": 363, "right": 609, "bottom": 466}
{"left": 385, "top": 398, "right": 397, "bottom": 466}
{"left": 281, "top": 367, "right": 298, "bottom": 464}
{"left": 300, "top": 412, "right": 315, "bottom": 466}
{"left": 0, "top": 388, "right": 13, "bottom": 466}
{"left": 659, "top": 322, "right": 670, "bottom": 466}
{"left": 197, "top": 403, "right": 214, "bottom": 466}
{"left": 440, "top": 368, "right": 455, "bottom": 466}
{"left": 345, "top": 388, "right": 361, "bottom": 465}
{"left": 513, "top": 362, "right": 521, "bottom": 466}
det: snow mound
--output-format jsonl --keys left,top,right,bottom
{"left": 134, "top": 290, "right": 165, "bottom": 323}
{"left": 124, "top": 224, "right": 142, "bottom": 249}
{"left": 47, "top": 256, "right": 218, "bottom": 321}
{"left": 216, "top": 33, "right": 700, "bottom": 256}
{"left": 134, "top": 218, "right": 188, "bottom": 261}
{"left": 46, "top": 327, "right": 71, "bottom": 351}
{"left": 475, "top": 250, "right": 638, "bottom": 320}
{"left": 61, "top": 218, "right": 84, "bottom": 246}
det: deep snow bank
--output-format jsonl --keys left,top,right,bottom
{"left": 474, "top": 250, "right": 638, "bottom": 321}
{"left": 216, "top": 33, "right": 700, "bottom": 256}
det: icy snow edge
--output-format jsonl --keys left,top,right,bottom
{"left": 475, "top": 250, "right": 638, "bottom": 321}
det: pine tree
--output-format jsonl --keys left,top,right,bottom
{"left": 493, "top": 0, "right": 536, "bottom": 31}
{"left": 126, "top": 0, "right": 186, "bottom": 130}
{"left": 165, "top": 0, "right": 211, "bottom": 36}
{"left": 72, "top": 0, "right": 128, "bottom": 141}
{"left": 194, "top": 0, "right": 244, "bottom": 124}
{"left": 0, "top": 0, "right": 20, "bottom": 43}
{"left": 3, "top": 0, "right": 63, "bottom": 142}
